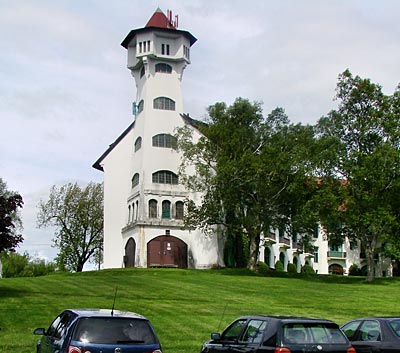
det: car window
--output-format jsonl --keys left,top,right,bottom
{"left": 240, "top": 320, "right": 267, "bottom": 344}
{"left": 283, "top": 323, "right": 347, "bottom": 344}
{"left": 72, "top": 318, "right": 157, "bottom": 345}
{"left": 359, "top": 320, "right": 381, "bottom": 341}
{"left": 341, "top": 321, "right": 361, "bottom": 340}
{"left": 46, "top": 312, "right": 72, "bottom": 339}
{"left": 389, "top": 319, "right": 400, "bottom": 337}
{"left": 221, "top": 319, "right": 247, "bottom": 341}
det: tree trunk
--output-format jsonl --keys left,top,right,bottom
{"left": 365, "top": 237, "right": 376, "bottom": 283}
{"left": 247, "top": 232, "right": 260, "bottom": 271}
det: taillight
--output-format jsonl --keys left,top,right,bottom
{"left": 347, "top": 348, "right": 357, "bottom": 353}
{"left": 274, "top": 348, "right": 291, "bottom": 353}
{"left": 67, "top": 346, "right": 92, "bottom": 353}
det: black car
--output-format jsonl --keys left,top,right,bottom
{"left": 33, "top": 308, "right": 162, "bottom": 353}
{"left": 201, "top": 315, "right": 356, "bottom": 353}
{"left": 341, "top": 317, "right": 400, "bottom": 353}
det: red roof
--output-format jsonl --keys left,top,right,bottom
{"left": 145, "top": 8, "right": 176, "bottom": 29}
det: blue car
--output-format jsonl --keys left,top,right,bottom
{"left": 33, "top": 308, "right": 162, "bottom": 353}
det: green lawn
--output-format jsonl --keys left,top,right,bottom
{"left": 0, "top": 268, "right": 399, "bottom": 353}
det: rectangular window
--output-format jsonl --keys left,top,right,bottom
{"left": 314, "top": 248, "right": 319, "bottom": 263}
{"left": 143, "top": 41, "right": 146, "bottom": 52}
{"left": 139, "top": 42, "right": 142, "bottom": 53}
{"left": 161, "top": 44, "right": 165, "bottom": 55}
{"left": 147, "top": 40, "right": 151, "bottom": 52}
{"left": 166, "top": 44, "right": 170, "bottom": 55}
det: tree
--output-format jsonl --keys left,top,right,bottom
{"left": 177, "top": 99, "right": 316, "bottom": 270}
{"left": 315, "top": 70, "right": 400, "bottom": 281}
{"left": 37, "top": 182, "right": 103, "bottom": 272}
{"left": 0, "top": 178, "right": 24, "bottom": 253}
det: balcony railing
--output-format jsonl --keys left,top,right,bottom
{"left": 327, "top": 251, "right": 346, "bottom": 258}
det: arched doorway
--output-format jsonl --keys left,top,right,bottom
{"left": 264, "top": 247, "right": 271, "bottom": 267}
{"left": 124, "top": 237, "right": 136, "bottom": 267}
{"left": 293, "top": 256, "right": 299, "bottom": 272}
{"left": 329, "top": 263, "right": 344, "bottom": 275}
{"left": 147, "top": 235, "right": 188, "bottom": 268}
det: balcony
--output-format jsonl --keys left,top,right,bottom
{"left": 279, "top": 237, "right": 291, "bottom": 247}
{"left": 327, "top": 251, "right": 346, "bottom": 259}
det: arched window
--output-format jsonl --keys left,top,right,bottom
{"left": 137, "top": 100, "right": 144, "bottom": 114}
{"left": 132, "top": 173, "right": 139, "bottom": 188}
{"left": 152, "top": 170, "right": 178, "bottom": 185}
{"left": 134, "top": 137, "right": 142, "bottom": 152}
{"left": 175, "top": 201, "right": 184, "bottom": 219}
{"left": 148, "top": 199, "right": 157, "bottom": 218}
{"left": 153, "top": 97, "right": 175, "bottom": 111}
{"left": 155, "top": 63, "right": 172, "bottom": 73}
{"left": 152, "top": 134, "right": 177, "bottom": 149}
{"left": 162, "top": 200, "right": 171, "bottom": 219}
{"left": 140, "top": 66, "right": 145, "bottom": 78}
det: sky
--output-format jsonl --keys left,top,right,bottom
{"left": 1, "top": 0, "right": 400, "bottom": 267}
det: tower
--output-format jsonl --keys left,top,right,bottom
{"left": 93, "top": 8, "right": 222, "bottom": 269}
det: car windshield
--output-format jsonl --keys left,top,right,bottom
{"left": 282, "top": 323, "right": 348, "bottom": 344}
{"left": 72, "top": 317, "right": 157, "bottom": 345}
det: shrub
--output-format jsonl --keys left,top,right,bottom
{"left": 257, "top": 261, "right": 270, "bottom": 276}
{"left": 0, "top": 251, "right": 56, "bottom": 277}
{"left": 348, "top": 264, "right": 362, "bottom": 276}
{"left": 301, "top": 264, "right": 316, "bottom": 275}
{"left": 275, "top": 260, "right": 284, "bottom": 272}
{"left": 287, "top": 263, "right": 298, "bottom": 274}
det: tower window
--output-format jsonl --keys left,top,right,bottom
{"left": 137, "top": 100, "right": 144, "bottom": 114}
{"left": 149, "top": 199, "right": 157, "bottom": 218}
{"left": 134, "top": 137, "right": 142, "bottom": 152}
{"left": 162, "top": 200, "right": 171, "bottom": 219}
{"left": 161, "top": 43, "right": 170, "bottom": 55}
{"left": 155, "top": 63, "right": 172, "bottom": 73}
{"left": 152, "top": 134, "right": 177, "bottom": 149}
{"left": 131, "top": 173, "right": 139, "bottom": 188}
{"left": 152, "top": 170, "right": 178, "bottom": 185}
{"left": 175, "top": 201, "right": 184, "bottom": 219}
{"left": 139, "top": 42, "right": 142, "bottom": 53}
{"left": 153, "top": 97, "right": 175, "bottom": 111}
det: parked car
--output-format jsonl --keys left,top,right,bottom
{"left": 201, "top": 315, "right": 356, "bottom": 353}
{"left": 33, "top": 308, "right": 162, "bottom": 353}
{"left": 341, "top": 317, "right": 400, "bottom": 353}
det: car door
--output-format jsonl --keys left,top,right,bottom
{"left": 204, "top": 319, "right": 248, "bottom": 353}
{"left": 344, "top": 319, "right": 382, "bottom": 353}
{"left": 40, "top": 311, "right": 73, "bottom": 353}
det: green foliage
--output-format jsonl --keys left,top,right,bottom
{"left": 0, "top": 177, "right": 24, "bottom": 253}
{"left": 301, "top": 264, "right": 316, "bottom": 275}
{"left": 37, "top": 182, "right": 103, "bottom": 272}
{"left": 287, "top": 262, "right": 298, "bottom": 274}
{"left": 275, "top": 260, "right": 284, "bottom": 272}
{"left": 348, "top": 264, "right": 362, "bottom": 276}
{"left": 0, "top": 251, "right": 56, "bottom": 277}
{"left": 256, "top": 261, "right": 270, "bottom": 276}
{"left": 177, "top": 99, "right": 317, "bottom": 270}
{"left": 1, "top": 268, "right": 400, "bottom": 353}
{"left": 315, "top": 70, "right": 400, "bottom": 282}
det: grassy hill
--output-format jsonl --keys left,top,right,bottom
{"left": 0, "top": 268, "right": 399, "bottom": 353}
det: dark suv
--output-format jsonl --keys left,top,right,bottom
{"left": 201, "top": 315, "right": 355, "bottom": 353}
{"left": 33, "top": 308, "right": 162, "bottom": 353}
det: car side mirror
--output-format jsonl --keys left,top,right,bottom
{"left": 211, "top": 333, "right": 221, "bottom": 341}
{"left": 34, "top": 328, "right": 46, "bottom": 335}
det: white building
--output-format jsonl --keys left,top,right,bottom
{"left": 93, "top": 8, "right": 223, "bottom": 269}
{"left": 259, "top": 227, "right": 393, "bottom": 276}
{"left": 94, "top": 8, "right": 392, "bottom": 276}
